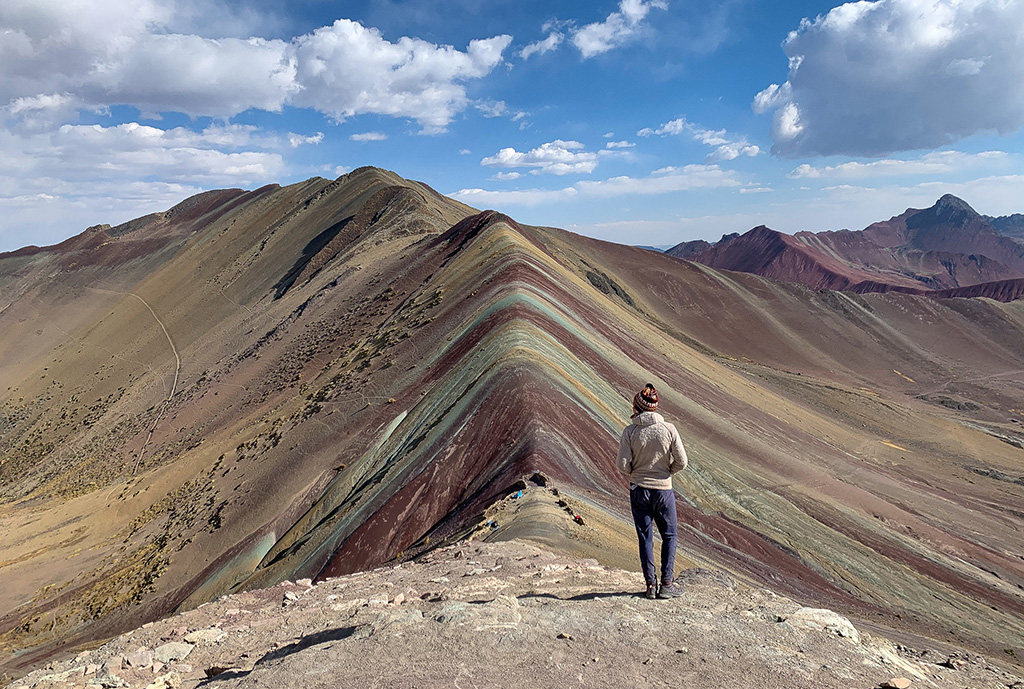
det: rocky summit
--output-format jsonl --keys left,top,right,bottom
{"left": 9, "top": 532, "right": 1023, "bottom": 689}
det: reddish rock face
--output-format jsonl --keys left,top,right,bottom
{"left": 1, "top": 171, "right": 1023, "bottom": 677}
{"left": 685, "top": 195, "right": 1024, "bottom": 298}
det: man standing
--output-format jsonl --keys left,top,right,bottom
{"left": 616, "top": 383, "right": 688, "bottom": 599}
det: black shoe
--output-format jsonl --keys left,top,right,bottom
{"left": 645, "top": 584, "right": 658, "bottom": 600}
{"left": 657, "top": 582, "right": 684, "bottom": 599}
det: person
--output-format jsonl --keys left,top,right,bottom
{"left": 616, "top": 383, "right": 688, "bottom": 599}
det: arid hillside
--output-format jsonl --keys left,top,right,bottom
{"left": 1, "top": 169, "right": 1023, "bottom": 679}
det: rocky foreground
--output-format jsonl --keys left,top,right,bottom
{"left": 9, "top": 539, "right": 1021, "bottom": 689}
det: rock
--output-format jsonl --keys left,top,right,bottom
{"left": 557, "top": 632, "right": 574, "bottom": 640}
{"left": 392, "top": 592, "right": 405, "bottom": 606}
{"left": 94, "top": 672, "right": 127, "bottom": 688}
{"left": 125, "top": 649, "right": 154, "bottom": 668}
{"left": 204, "top": 666, "right": 233, "bottom": 678}
{"left": 144, "top": 672, "right": 182, "bottom": 689}
{"left": 102, "top": 656, "right": 123, "bottom": 674}
{"left": 783, "top": 607, "right": 861, "bottom": 643}
{"left": 296, "top": 578, "right": 313, "bottom": 587}
{"left": 283, "top": 591, "right": 299, "bottom": 602}
{"left": 153, "top": 642, "right": 194, "bottom": 663}
{"left": 85, "top": 664, "right": 100, "bottom": 675}
{"left": 225, "top": 608, "right": 241, "bottom": 616}
{"left": 881, "top": 679, "right": 911, "bottom": 689}
{"left": 152, "top": 661, "right": 165, "bottom": 673}
{"left": 184, "top": 627, "right": 226, "bottom": 644}
{"left": 940, "top": 655, "right": 967, "bottom": 670}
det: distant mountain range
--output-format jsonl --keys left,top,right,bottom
{"left": 667, "top": 195, "right": 1024, "bottom": 301}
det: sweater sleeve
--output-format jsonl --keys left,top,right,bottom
{"left": 668, "top": 424, "right": 688, "bottom": 473}
{"left": 616, "top": 426, "right": 633, "bottom": 475}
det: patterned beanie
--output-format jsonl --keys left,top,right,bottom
{"left": 631, "top": 383, "right": 658, "bottom": 417}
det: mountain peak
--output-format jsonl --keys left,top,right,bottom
{"left": 933, "top": 193, "right": 980, "bottom": 218}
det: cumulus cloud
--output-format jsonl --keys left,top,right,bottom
{"left": 605, "top": 140, "right": 635, "bottom": 149}
{"left": 638, "top": 117, "right": 761, "bottom": 163}
{"left": 572, "top": 0, "right": 668, "bottom": 58}
{"left": 452, "top": 163, "right": 739, "bottom": 206}
{"left": 0, "top": 1, "right": 512, "bottom": 131}
{"left": 753, "top": 0, "right": 1024, "bottom": 157}
{"left": 291, "top": 20, "right": 511, "bottom": 132}
{"left": 481, "top": 140, "right": 600, "bottom": 175}
{"left": 789, "top": 150, "right": 1009, "bottom": 179}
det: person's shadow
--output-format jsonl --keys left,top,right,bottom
{"left": 197, "top": 624, "right": 359, "bottom": 684}
{"left": 515, "top": 591, "right": 638, "bottom": 602}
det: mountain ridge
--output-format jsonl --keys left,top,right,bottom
{"left": 2, "top": 170, "right": 1023, "bottom": 679}
{"left": 670, "top": 194, "right": 1024, "bottom": 299}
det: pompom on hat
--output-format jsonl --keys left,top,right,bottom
{"left": 631, "top": 383, "right": 658, "bottom": 417}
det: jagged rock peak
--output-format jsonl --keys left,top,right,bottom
{"left": 933, "top": 194, "right": 980, "bottom": 217}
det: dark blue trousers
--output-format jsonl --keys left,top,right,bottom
{"left": 629, "top": 485, "right": 678, "bottom": 586}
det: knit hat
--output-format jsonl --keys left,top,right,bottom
{"left": 631, "top": 383, "right": 658, "bottom": 417}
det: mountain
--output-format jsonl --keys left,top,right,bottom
{"left": 2, "top": 170, "right": 1024, "bottom": 679}
{"left": 986, "top": 213, "right": 1024, "bottom": 242}
{"left": 684, "top": 195, "right": 1024, "bottom": 296}
{"left": 664, "top": 238, "right": 712, "bottom": 258}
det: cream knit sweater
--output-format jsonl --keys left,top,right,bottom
{"left": 615, "top": 412, "right": 688, "bottom": 490}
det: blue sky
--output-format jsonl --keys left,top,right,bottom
{"left": 2, "top": 0, "right": 1022, "bottom": 253}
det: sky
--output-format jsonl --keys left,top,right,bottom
{"left": 1, "top": 0, "right": 1023, "bottom": 253}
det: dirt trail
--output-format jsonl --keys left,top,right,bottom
{"left": 125, "top": 293, "right": 180, "bottom": 474}
{"left": 85, "top": 287, "right": 182, "bottom": 474}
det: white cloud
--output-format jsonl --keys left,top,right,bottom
{"left": 476, "top": 100, "right": 509, "bottom": 118}
{"left": 520, "top": 31, "right": 564, "bottom": 59}
{"left": 475, "top": 99, "right": 528, "bottom": 123}
{"left": 605, "top": 140, "right": 635, "bottom": 149}
{"left": 576, "top": 165, "right": 739, "bottom": 196}
{"left": 637, "top": 118, "right": 686, "bottom": 137}
{"left": 451, "top": 163, "right": 739, "bottom": 206}
{"left": 288, "top": 131, "right": 324, "bottom": 147}
{"left": 754, "top": 0, "right": 1024, "bottom": 157}
{"left": 0, "top": 120, "right": 288, "bottom": 251}
{"left": 790, "top": 150, "right": 1009, "bottom": 179}
{"left": 481, "top": 140, "right": 600, "bottom": 175}
{"left": 0, "top": 2, "right": 512, "bottom": 131}
{"left": 451, "top": 187, "right": 577, "bottom": 207}
{"left": 47, "top": 123, "right": 285, "bottom": 182}
{"left": 637, "top": 116, "right": 761, "bottom": 163}
{"left": 349, "top": 131, "right": 388, "bottom": 142}
{"left": 572, "top": 0, "right": 668, "bottom": 58}
{"left": 291, "top": 21, "right": 511, "bottom": 132}
{"left": 492, "top": 172, "right": 523, "bottom": 180}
